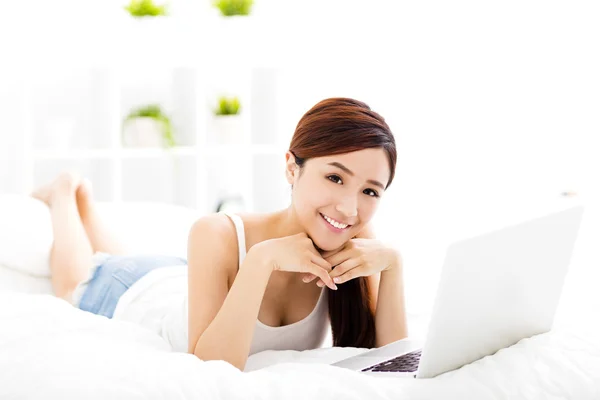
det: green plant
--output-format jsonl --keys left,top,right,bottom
{"left": 124, "top": 104, "right": 176, "bottom": 147}
{"left": 124, "top": 0, "right": 168, "bottom": 17}
{"left": 213, "top": 0, "right": 254, "bottom": 16}
{"left": 214, "top": 96, "right": 241, "bottom": 116}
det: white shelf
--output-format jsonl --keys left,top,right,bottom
{"left": 31, "top": 144, "right": 286, "bottom": 160}
{"left": 120, "top": 146, "right": 197, "bottom": 158}
{"left": 199, "top": 144, "right": 286, "bottom": 157}
{"left": 33, "top": 148, "right": 117, "bottom": 160}
{"left": 12, "top": 67, "right": 290, "bottom": 215}
{"left": 33, "top": 146, "right": 197, "bottom": 160}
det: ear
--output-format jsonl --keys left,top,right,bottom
{"left": 285, "top": 151, "right": 299, "bottom": 185}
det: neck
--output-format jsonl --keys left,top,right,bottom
{"left": 267, "top": 206, "right": 306, "bottom": 238}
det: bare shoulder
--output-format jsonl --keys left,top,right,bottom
{"left": 187, "top": 213, "right": 240, "bottom": 281}
{"left": 189, "top": 212, "right": 239, "bottom": 243}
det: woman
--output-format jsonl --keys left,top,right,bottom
{"left": 35, "top": 97, "right": 408, "bottom": 371}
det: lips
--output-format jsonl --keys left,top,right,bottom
{"left": 320, "top": 213, "right": 351, "bottom": 232}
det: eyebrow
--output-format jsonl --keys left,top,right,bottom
{"left": 327, "top": 162, "right": 385, "bottom": 190}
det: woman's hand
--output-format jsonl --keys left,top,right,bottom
{"left": 256, "top": 233, "right": 338, "bottom": 290}
{"left": 302, "top": 239, "right": 401, "bottom": 286}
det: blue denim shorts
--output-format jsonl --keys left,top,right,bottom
{"left": 73, "top": 253, "right": 187, "bottom": 319}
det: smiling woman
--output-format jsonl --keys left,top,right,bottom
{"left": 286, "top": 98, "right": 400, "bottom": 349}
{"left": 34, "top": 97, "right": 406, "bottom": 372}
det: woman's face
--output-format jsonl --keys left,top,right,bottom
{"left": 286, "top": 148, "right": 391, "bottom": 252}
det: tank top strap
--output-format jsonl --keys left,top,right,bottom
{"left": 220, "top": 211, "right": 247, "bottom": 268}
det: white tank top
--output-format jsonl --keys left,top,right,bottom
{"left": 111, "top": 211, "right": 330, "bottom": 356}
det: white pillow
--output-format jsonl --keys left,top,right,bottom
{"left": 0, "top": 263, "right": 54, "bottom": 295}
{"left": 0, "top": 194, "right": 53, "bottom": 277}
{"left": 0, "top": 195, "right": 204, "bottom": 281}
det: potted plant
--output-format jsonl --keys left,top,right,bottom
{"left": 211, "top": 96, "right": 244, "bottom": 144}
{"left": 124, "top": 0, "right": 168, "bottom": 17}
{"left": 122, "top": 104, "right": 176, "bottom": 148}
{"left": 213, "top": 0, "right": 254, "bottom": 16}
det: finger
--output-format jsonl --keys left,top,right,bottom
{"left": 325, "top": 248, "right": 355, "bottom": 269}
{"left": 307, "top": 264, "right": 337, "bottom": 290}
{"left": 329, "top": 258, "right": 361, "bottom": 279}
{"left": 316, "top": 250, "right": 351, "bottom": 287}
{"left": 332, "top": 265, "right": 365, "bottom": 284}
{"left": 310, "top": 256, "right": 332, "bottom": 287}
{"left": 320, "top": 241, "right": 350, "bottom": 258}
{"left": 320, "top": 249, "right": 340, "bottom": 259}
{"left": 310, "top": 254, "right": 332, "bottom": 272}
{"left": 314, "top": 277, "right": 327, "bottom": 287}
{"left": 303, "top": 254, "right": 332, "bottom": 284}
{"left": 302, "top": 274, "right": 318, "bottom": 283}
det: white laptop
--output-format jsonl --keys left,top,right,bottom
{"left": 330, "top": 205, "right": 585, "bottom": 379}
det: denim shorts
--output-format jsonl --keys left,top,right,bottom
{"left": 73, "top": 253, "right": 187, "bottom": 319}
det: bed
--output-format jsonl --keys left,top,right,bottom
{"left": 1, "top": 194, "right": 600, "bottom": 399}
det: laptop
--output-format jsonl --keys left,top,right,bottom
{"left": 330, "top": 205, "right": 585, "bottom": 379}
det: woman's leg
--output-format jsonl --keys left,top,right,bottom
{"left": 36, "top": 173, "right": 95, "bottom": 301}
{"left": 75, "top": 178, "right": 127, "bottom": 256}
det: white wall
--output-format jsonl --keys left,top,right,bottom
{"left": 2, "top": 0, "right": 599, "bottom": 328}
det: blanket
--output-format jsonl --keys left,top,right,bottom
{"left": 1, "top": 293, "right": 599, "bottom": 399}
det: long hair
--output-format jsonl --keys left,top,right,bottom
{"left": 288, "top": 97, "right": 397, "bottom": 348}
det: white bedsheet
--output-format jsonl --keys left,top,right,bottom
{"left": 1, "top": 292, "right": 599, "bottom": 400}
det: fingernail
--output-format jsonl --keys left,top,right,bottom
{"left": 332, "top": 284, "right": 338, "bottom": 290}
{"left": 302, "top": 277, "right": 310, "bottom": 283}
{"left": 333, "top": 277, "right": 340, "bottom": 283}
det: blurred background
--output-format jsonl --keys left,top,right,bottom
{"left": 1, "top": 0, "right": 599, "bottom": 332}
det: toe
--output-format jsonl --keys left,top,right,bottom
{"left": 76, "top": 178, "right": 94, "bottom": 201}
{"left": 31, "top": 186, "right": 51, "bottom": 204}
{"left": 52, "top": 171, "right": 82, "bottom": 196}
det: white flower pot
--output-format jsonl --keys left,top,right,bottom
{"left": 122, "top": 117, "right": 164, "bottom": 148}
{"left": 212, "top": 115, "right": 244, "bottom": 145}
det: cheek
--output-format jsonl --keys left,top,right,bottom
{"left": 356, "top": 198, "right": 379, "bottom": 221}
{"left": 303, "top": 180, "right": 336, "bottom": 207}
{"left": 293, "top": 182, "right": 324, "bottom": 216}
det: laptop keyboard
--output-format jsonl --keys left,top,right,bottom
{"left": 361, "top": 350, "right": 422, "bottom": 373}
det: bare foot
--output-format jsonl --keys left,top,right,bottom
{"left": 75, "top": 178, "right": 94, "bottom": 218}
{"left": 31, "top": 172, "right": 81, "bottom": 205}
{"left": 31, "top": 183, "right": 53, "bottom": 206}
{"left": 41, "top": 172, "right": 83, "bottom": 206}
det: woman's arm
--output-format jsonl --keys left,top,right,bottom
{"left": 187, "top": 214, "right": 273, "bottom": 371}
{"left": 373, "top": 255, "right": 408, "bottom": 347}
{"left": 355, "top": 225, "right": 408, "bottom": 347}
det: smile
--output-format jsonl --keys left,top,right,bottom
{"left": 320, "top": 213, "right": 351, "bottom": 231}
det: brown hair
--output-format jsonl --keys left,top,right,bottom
{"left": 288, "top": 97, "right": 397, "bottom": 348}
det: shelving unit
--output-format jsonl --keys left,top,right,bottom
{"left": 2, "top": 66, "right": 293, "bottom": 215}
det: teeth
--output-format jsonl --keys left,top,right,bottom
{"left": 322, "top": 214, "right": 348, "bottom": 229}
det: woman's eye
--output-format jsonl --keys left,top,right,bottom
{"left": 327, "top": 175, "right": 343, "bottom": 184}
{"left": 328, "top": 175, "right": 380, "bottom": 198}
{"left": 364, "top": 189, "right": 380, "bottom": 198}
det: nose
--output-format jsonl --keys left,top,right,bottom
{"left": 335, "top": 195, "right": 358, "bottom": 219}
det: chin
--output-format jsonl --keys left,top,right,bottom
{"left": 311, "top": 236, "right": 348, "bottom": 253}
{"left": 313, "top": 242, "right": 335, "bottom": 253}
{"left": 307, "top": 212, "right": 355, "bottom": 252}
